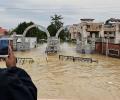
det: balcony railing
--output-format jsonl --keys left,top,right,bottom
{"left": 104, "top": 34, "right": 115, "bottom": 37}
{"left": 104, "top": 27, "right": 116, "bottom": 31}
{"left": 95, "top": 38, "right": 120, "bottom": 44}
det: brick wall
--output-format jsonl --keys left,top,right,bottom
{"left": 95, "top": 42, "right": 102, "bottom": 53}
{"left": 95, "top": 42, "right": 120, "bottom": 58}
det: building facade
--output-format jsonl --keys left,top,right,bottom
{"left": 69, "top": 18, "right": 120, "bottom": 57}
{"left": 11, "top": 33, "right": 37, "bottom": 51}
{"left": 69, "top": 18, "right": 120, "bottom": 43}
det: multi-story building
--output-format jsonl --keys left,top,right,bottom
{"left": 69, "top": 18, "right": 120, "bottom": 42}
{"left": 69, "top": 18, "right": 120, "bottom": 57}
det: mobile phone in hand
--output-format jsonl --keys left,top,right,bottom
{"left": 0, "top": 38, "right": 12, "bottom": 57}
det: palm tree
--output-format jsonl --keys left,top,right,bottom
{"left": 51, "top": 14, "right": 63, "bottom": 30}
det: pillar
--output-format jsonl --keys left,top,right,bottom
{"left": 115, "top": 24, "right": 120, "bottom": 44}
{"left": 82, "top": 25, "right": 88, "bottom": 45}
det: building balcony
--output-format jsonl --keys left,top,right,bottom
{"left": 104, "top": 34, "right": 115, "bottom": 37}
{"left": 95, "top": 38, "right": 118, "bottom": 44}
{"left": 104, "top": 27, "right": 116, "bottom": 31}
{"left": 87, "top": 28, "right": 101, "bottom": 32}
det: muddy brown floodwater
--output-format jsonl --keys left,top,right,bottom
{"left": 0, "top": 43, "right": 120, "bottom": 100}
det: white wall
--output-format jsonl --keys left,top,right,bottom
{"left": 25, "top": 37, "right": 37, "bottom": 48}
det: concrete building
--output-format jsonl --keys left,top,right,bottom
{"left": 69, "top": 18, "right": 120, "bottom": 57}
{"left": 11, "top": 33, "right": 37, "bottom": 51}
{"left": 69, "top": 18, "right": 120, "bottom": 42}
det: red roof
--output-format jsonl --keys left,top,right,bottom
{"left": 0, "top": 27, "right": 8, "bottom": 35}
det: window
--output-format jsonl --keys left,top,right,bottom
{"left": 87, "top": 25, "right": 90, "bottom": 28}
{"left": 109, "top": 49, "right": 119, "bottom": 56}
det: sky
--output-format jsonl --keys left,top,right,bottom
{"left": 0, "top": 0, "right": 120, "bottom": 29}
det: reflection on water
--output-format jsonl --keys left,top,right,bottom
{"left": 0, "top": 42, "right": 120, "bottom": 100}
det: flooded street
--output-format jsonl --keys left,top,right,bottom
{"left": 0, "top": 43, "right": 120, "bottom": 100}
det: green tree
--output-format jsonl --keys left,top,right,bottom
{"left": 47, "top": 14, "right": 70, "bottom": 41}
{"left": 51, "top": 14, "right": 63, "bottom": 30}
{"left": 47, "top": 14, "right": 63, "bottom": 36}
{"left": 11, "top": 21, "right": 47, "bottom": 42}
{"left": 47, "top": 24, "right": 57, "bottom": 36}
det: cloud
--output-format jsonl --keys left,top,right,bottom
{"left": 0, "top": 8, "right": 6, "bottom": 12}
{"left": 1, "top": 0, "right": 120, "bottom": 8}
{"left": 0, "top": 0, "right": 120, "bottom": 29}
